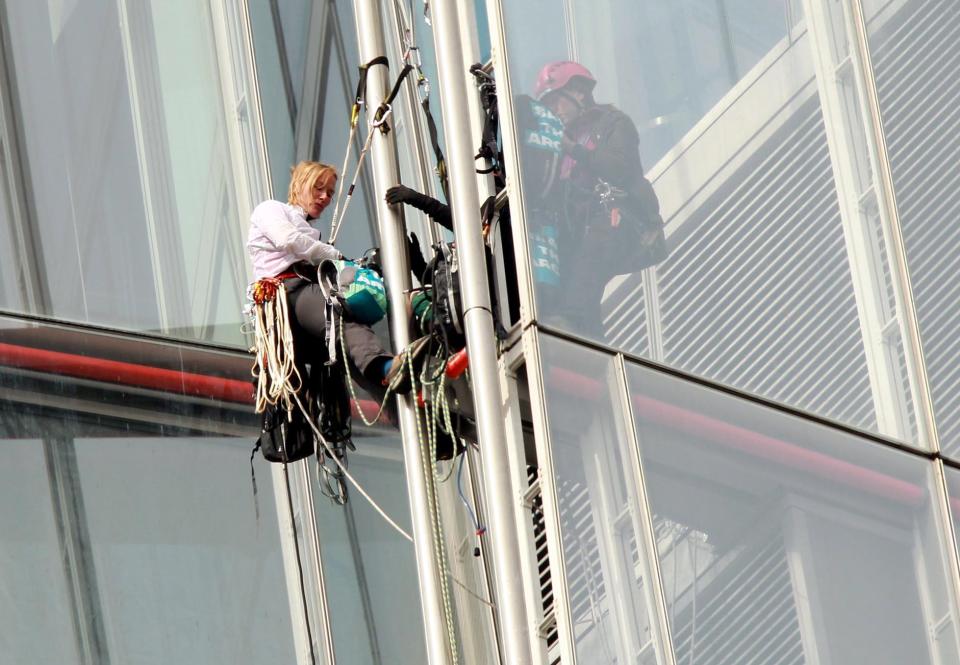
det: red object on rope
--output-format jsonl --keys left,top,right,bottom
{"left": 445, "top": 348, "right": 469, "bottom": 379}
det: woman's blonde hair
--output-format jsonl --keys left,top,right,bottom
{"left": 287, "top": 161, "right": 337, "bottom": 206}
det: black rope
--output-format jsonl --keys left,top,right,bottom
{"left": 373, "top": 63, "right": 415, "bottom": 134}
{"left": 249, "top": 439, "right": 261, "bottom": 521}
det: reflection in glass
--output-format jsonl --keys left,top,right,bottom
{"left": 498, "top": 1, "right": 917, "bottom": 443}
{"left": 0, "top": 416, "right": 296, "bottom": 664}
{"left": 73, "top": 437, "right": 295, "bottom": 664}
{"left": 865, "top": 1, "right": 960, "bottom": 456}
{"left": 0, "top": 1, "right": 250, "bottom": 345}
{"left": 539, "top": 336, "right": 660, "bottom": 664}
{"left": 0, "top": 311, "right": 298, "bottom": 664}
{"left": 313, "top": 435, "right": 428, "bottom": 665}
{"left": 0, "top": 442, "right": 78, "bottom": 664}
{"left": 625, "top": 358, "right": 957, "bottom": 664}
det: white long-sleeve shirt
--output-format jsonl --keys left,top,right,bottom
{"left": 246, "top": 200, "right": 341, "bottom": 280}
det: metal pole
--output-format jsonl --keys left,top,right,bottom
{"left": 350, "top": 2, "right": 453, "bottom": 664}
{"left": 845, "top": 0, "right": 940, "bottom": 451}
{"left": 612, "top": 355, "right": 679, "bottom": 665}
{"left": 429, "top": 3, "right": 533, "bottom": 664}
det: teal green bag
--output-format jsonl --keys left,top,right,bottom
{"left": 336, "top": 260, "right": 388, "bottom": 324}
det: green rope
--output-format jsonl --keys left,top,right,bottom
{"left": 406, "top": 349, "right": 460, "bottom": 664}
{"left": 338, "top": 314, "right": 393, "bottom": 427}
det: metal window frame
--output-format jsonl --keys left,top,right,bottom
{"left": 612, "top": 354, "right": 678, "bottom": 665}
{"left": 481, "top": 0, "right": 541, "bottom": 330}
{"left": 500, "top": 351, "right": 553, "bottom": 664}
{"left": 844, "top": 0, "right": 939, "bottom": 449}
{"left": 429, "top": 2, "right": 534, "bottom": 664}
{"left": 520, "top": 326, "right": 578, "bottom": 663}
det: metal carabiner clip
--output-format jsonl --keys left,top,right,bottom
{"left": 594, "top": 180, "right": 613, "bottom": 201}
{"left": 372, "top": 103, "right": 393, "bottom": 129}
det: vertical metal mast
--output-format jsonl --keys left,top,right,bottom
{"left": 429, "top": 3, "right": 533, "bottom": 664}
{"left": 351, "top": 1, "right": 453, "bottom": 663}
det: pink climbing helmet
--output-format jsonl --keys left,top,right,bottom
{"left": 534, "top": 60, "right": 597, "bottom": 100}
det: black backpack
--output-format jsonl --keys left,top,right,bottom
{"left": 255, "top": 401, "right": 315, "bottom": 464}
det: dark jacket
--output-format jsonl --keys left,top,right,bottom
{"left": 562, "top": 104, "right": 667, "bottom": 274}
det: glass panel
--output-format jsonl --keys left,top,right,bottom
{"left": 248, "top": 0, "right": 308, "bottom": 202}
{"left": 0, "top": 442, "right": 78, "bottom": 664}
{"left": 250, "top": 0, "right": 379, "bottom": 260}
{"left": 0, "top": 1, "right": 250, "bottom": 345}
{"left": 539, "top": 335, "right": 660, "bottom": 664}
{"left": 496, "top": 0, "right": 916, "bottom": 443}
{"left": 0, "top": 146, "right": 27, "bottom": 309}
{"left": 0, "top": 325, "right": 297, "bottom": 664}
{"left": 313, "top": 433, "right": 428, "bottom": 665}
{"left": 624, "top": 357, "right": 956, "bottom": 664}
{"left": 864, "top": 0, "right": 960, "bottom": 456}
{"left": 73, "top": 436, "right": 295, "bottom": 664}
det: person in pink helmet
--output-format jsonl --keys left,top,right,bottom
{"left": 534, "top": 60, "right": 666, "bottom": 338}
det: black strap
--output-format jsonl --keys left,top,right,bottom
{"left": 385, "top": 64, "right": 414, "bottom": 107}
{"left": 421, "top": 96, "right": 450, "bottom": 202}
{"left": 351, "top": 56, "right": 390, "bottom": 128}
{"left": 249, "top": 439, "right": 261, "bottom": 521}
{"left": 373, "top": 63, "right": 415, "bottom": 134}
{"left": 471, "top": 65, "right": 502, "bottom": 179}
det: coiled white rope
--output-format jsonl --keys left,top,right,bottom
{"left": 252, "top": 281, "right": 301, "bottom": 415}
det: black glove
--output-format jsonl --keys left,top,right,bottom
{"left": 407, "top": 232, "right": 429, "bottom": 285}
{"left": 386, "top": 184, "right": 454, "bottom": 231}
{"left": 386, "top": 184, "right": 418, "bottom": 205}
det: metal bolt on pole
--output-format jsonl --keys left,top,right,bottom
{"left": 429, "top": 2, "right": 534, "bottom": 664}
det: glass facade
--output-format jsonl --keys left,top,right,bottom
{"left": 624, "top": 353, "right": 957, "bottom": 664}
{"left": 0, "top": 318, "right": 295, "bottom": 664}
{"left": 0, "top": 1, "right": 253, "bottom": 346}
{"left": 1, "top": 1, "right": 959, "bottom": 664}
{"left": 537, "top": 338, "right": 660, "bottom": 664}
{"left": 250, "top": 0, "right": 373, "bottom": 252}
{"left": 495, "top": 0, "right": 935, "bottom": 451}
{"left": 534, "top": 333, "right": 960, "bottom": 664}
{"left": 313, "top": 435, "right": 427, "bottom": 665}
